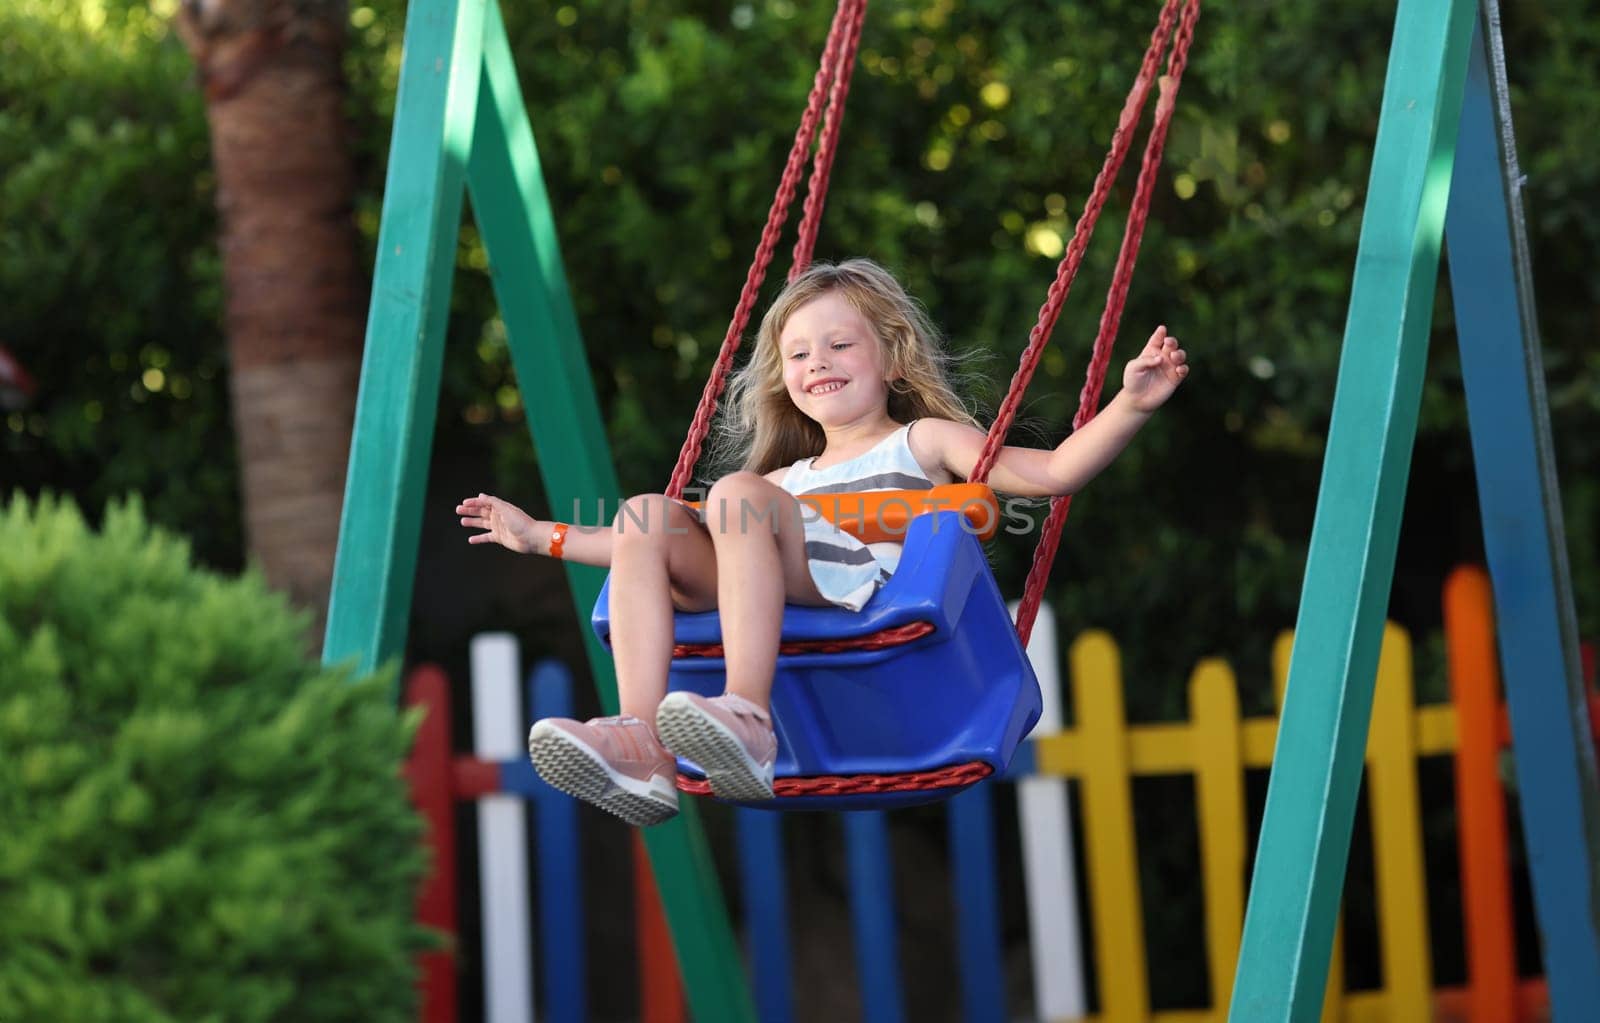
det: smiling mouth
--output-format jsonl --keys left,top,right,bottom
{"left": 807, "top": 380, "right": 847, "bottom": 395}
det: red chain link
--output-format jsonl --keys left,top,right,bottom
{"left": 967, "top": 0, "right": 1183, "bottom": 487}
{"left": 791, "top": 0, "right": 868, "bottom": 276}
{"left": 666, "top": 0, "right": 866, "bottom": 498}
{"left": 1014, "top": 0, "right": 1201, "bottom": 646}
{"left": 673, "top": 620, "right": 933, "bottom": 659}
{"left": 675, "top": 759, "right": 992, "bottom": 798}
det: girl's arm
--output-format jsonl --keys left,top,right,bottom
{"left": 456, "top": 494, "right": 614, "bottom": 567}
{"left": 913, "top": 326, "right": 1188, "bottom": 498}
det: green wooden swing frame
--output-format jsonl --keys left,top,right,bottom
{"left": 323, "top": 0, "right": 1600, "bottom": 1019}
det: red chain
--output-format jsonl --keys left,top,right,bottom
{"left": 656, "top": 2, "right": 1203, "bottom": 799}
{"left": 675, "top": 759, "right": 992, "bottom": 798}
{"left": 673, "top": 620, "right": 933, "bottom": 659}
{"left": 1014, "top": 0, "right": 1201, "bottom": 646}
{"left": 666, "top": 0, "right": 866, "bottom": 498}
{"left": 791, "top": 0, "right": 868, "bottom": 275}
{"left": 968, "top": 0, "right": 1183, "bottom": 487}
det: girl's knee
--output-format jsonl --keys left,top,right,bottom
{"left": 706, "top": 473, "right": 787, "bottom": 537}
{"left": 706, "top": 471, "right": 768, "bottom": 500}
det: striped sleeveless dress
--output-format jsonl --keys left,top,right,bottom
{"left": 780, "top": 422, "right": 934, "bottom": 612}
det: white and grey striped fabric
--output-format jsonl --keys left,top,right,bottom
{"left": 780, "top": 422, "right": 934, "bottom": 611}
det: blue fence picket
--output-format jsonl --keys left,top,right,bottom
{"left": 845, "top": 811, "right": 906, "bottom": 1023}
{"left": 737, "top": 809, "right": 796, "bottom": 1023}
{"left": 948, "top": 783, "right": 1005, "bottom": 1023}
{"left": 530, "top": 659, "right": 585, "bottom": 1023}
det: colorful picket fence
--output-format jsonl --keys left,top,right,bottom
{"left": 405, "top": 565, "right": 1584, "bottom": 1022}
{"left": 1037, "top": 625, "right": 1445, "bottom": 1022}
{"left": 401, "top": 646, "right": 1014, "bottom": 1023}
{"left": 405, "top": 637, "right": 686, "bottom": 1023}
{"left": 1024, "top": 564, "right": 1573, "bottom": 1022}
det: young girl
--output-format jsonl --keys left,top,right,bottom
{"left": 457, "top": 259, "right": 1187, "bottom": 826}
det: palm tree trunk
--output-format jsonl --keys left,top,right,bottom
{"left": 177, "top": 1, "right": 364, "bottom": 644}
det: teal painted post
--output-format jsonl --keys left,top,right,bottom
{"left": 1445, "top": 7, "right": 1600, "bottom": 1013}
{"left": 323, "top": 0, "right": 487, "bottom": 672}
{"left": 468, "top": 8, "right": 757, "bottom": 1021}
{"left": 468, "top": 0, "right": 620, "bottom": 691}
{"left": 1228, "top": 0, "right": 1477, "bottom": 1019}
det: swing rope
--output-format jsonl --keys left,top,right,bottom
{"left": 659, "top": 0, "right": 1201, "bottom": 798}
{"left": 666, "top": 0, "right": 868, "bottom": 501}
{"left": 1011, "top": 0, "right": 1201, "bottom": 646}
{"left": 966, "top": 0, "right": 1188, "bottom": 488}
{"left": 791, "top": 0, "right": 868, "bottom": 275}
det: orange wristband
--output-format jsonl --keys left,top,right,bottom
{"left": 547, "top": 522, "right": 568, "bottom": 560}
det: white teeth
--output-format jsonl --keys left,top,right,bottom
{"left": 809, "top": 381, "right": 844, "bottom": 395}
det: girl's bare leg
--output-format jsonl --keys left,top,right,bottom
{"left": 608, "top": 495, "right": 718, "bottom": 721}
{"left": 702, "top": 472, "right": 828, "bottom": 713}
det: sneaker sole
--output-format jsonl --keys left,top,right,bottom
{"left": 656, "top": 696, "right": 775, "bottom": 803}
{"left": 527, "top": 724, "right": 678, "bottom": 827}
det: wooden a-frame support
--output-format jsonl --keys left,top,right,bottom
{"left": 320, "top": 1, "right": 756, "bottom": 1019}
{"left": 318, "top": 0, "right": 1600, "bottom": 1018}
{"left": 1230, "top": 0, "right": 1600, "bottom": 1018}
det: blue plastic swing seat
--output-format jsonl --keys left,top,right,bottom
{"left": 591, "top": 509, "right": 1043, "bottom": 811}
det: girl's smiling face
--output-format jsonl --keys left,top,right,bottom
{"left": 779, "top": 290, "right": 894, "bottom": 428}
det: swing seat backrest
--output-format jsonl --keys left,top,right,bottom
{"left": 683, "top": 482, "right": 999, "bottom": 544}
{"left": 797, "top": 482, "right": 1000, "bottom": 544}
{"left": 591, "top": 508, "right": 1042, "bottom": 810}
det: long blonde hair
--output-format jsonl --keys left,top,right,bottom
{"left": 713, "top": 259, "right": 979, "bottom": 476}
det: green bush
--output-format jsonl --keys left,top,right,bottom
{"left": 0, "top": 495, "right": 427, "bottom": 1023}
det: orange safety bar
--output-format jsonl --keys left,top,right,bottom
{"left": 693, "top": 483, "right": 1000, "bottom": 544}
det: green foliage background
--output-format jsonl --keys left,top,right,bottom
{"left": 1, "top": 1, "right": 1596, "bottom": 1008}
{"left": 1, "top": 0, "right": 234, "bottom": 563}
{"left": 0, "top": 496, "right": 427, "bottom": 1021}
{"left": 6, "top": 0, "right": 1596, "bottom": 713}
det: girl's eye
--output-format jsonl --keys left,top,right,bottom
{"left": 831, "top": 342, "right": 853, "bottom": 351}
{"left": 788, "top": 351, "right": 806, "bottom": 360}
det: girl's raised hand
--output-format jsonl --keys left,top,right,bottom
{"left": 1122, "top": 325, "right": 1189, "bottom": 412}
{"left": 456, "top": 493, "right": 536, "bottom": 553}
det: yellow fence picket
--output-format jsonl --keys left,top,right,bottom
{"left": 1367, "top": 624, "right": 1434, "bottom": 1019}
{"left": 1072, "top": 630, "right": 1151, "bottom": 1022}
{"left": 1028, "top": 623, "right": 1470, "bottom": 1022}
{"left": 1190, "top": 658, "right": 1246, "bottom": 1020}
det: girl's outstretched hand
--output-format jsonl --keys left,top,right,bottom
{"left": 457, "top": 493, "right": 537, "bottom": 553}
{"left": 1122, "top": 325, "right": 1189, "bottom": 412}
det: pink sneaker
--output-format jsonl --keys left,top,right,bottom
{"left": 527, "top": 716, "right": 679, "bottom": 826}
{"left": 655, "top": 692, "right": 778, "bottom": 802}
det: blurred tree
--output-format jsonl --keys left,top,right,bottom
{"left": 1, "top": 0, "right": 237, "bottom": 565}
{"left": 8, "top": 0, "right": 1594, "bottom": 681}
{"left": 173, "top": 0, "right": 366, "bottom": 642}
